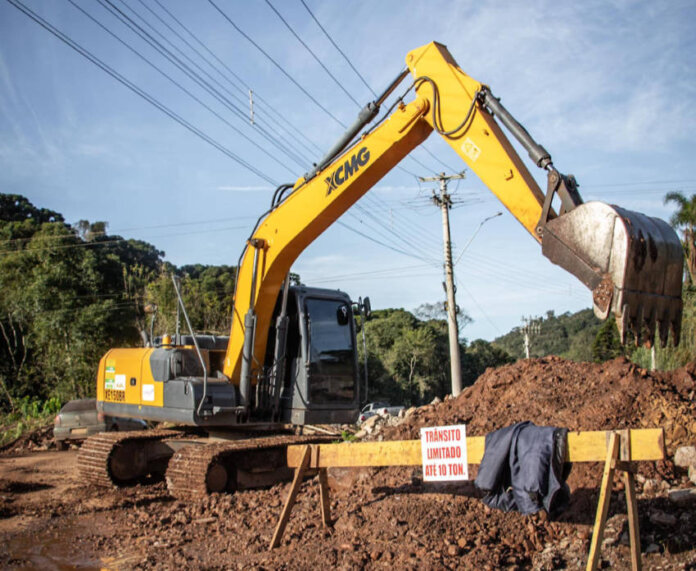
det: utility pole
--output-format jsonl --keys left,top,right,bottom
{"left": 521, "top": 316, "right": 541, "bottom": 359}
{"left": 419, "top": 171, "right": 466, "bottom": 396}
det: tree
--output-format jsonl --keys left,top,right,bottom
{"left": 461, "top": 339, "right": 514, "bottom": 386}
{"left": 414, "top": 301, "right": 472, "bottom": 335}
{"left": 592, "top": 319, "right": 624, "bottom": 363}
{"left": 664, "top": 192, "right": 696, "bottom": 284}
{"left": 0, "top": 194, "right": 63, "bottom": 223}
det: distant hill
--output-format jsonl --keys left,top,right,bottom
{"left": 492, "top": 308, "right": 602, "bottom": 361}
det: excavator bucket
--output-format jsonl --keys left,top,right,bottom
{"left": 541, "top": 202, "right": 683, "bottom": 346}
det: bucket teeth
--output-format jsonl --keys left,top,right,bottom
{"left": 616, "top": 294, "right": 683, "bottom": 348}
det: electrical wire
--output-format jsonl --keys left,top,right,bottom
{"left": 264, "top": 0, "right": 361, "bottom": 108}
{"left": 0, "top": 224, "right": 250, "bottom": 256}
{"left": 96, "top": 0, "right": 310, "bottom": 170}
{"left": 208, "top": 0, "right": 348, "bottom": 129}
{"left": 3, "top": 0, "right": 277, "bottom": 185}
{"left": 128, "top": 0, "right": 316, "bottom": 167}
{"left": 149, "top": 0, "right": 324, "bottom": 159}
{"left": 351, "top": 204, "right": 441, "bottom": 263}
{"left": 69, "top": 0, "right": 303, "bottom": 174}
{"left": 299, "top": 0, "right": 376, "bottom": 98}
{"left": 337, "top": 220, "right": 438, "bottom": 265}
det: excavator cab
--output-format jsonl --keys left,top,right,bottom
{"left": 262, "top": 286, "right": 360, "bottom": 425}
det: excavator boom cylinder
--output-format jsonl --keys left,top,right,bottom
{"left": 542, "top": 202, "right": 683, "bottom": 346}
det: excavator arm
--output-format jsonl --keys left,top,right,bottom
{"left": 222, "top": 42, "right": 683, "bottom": 395}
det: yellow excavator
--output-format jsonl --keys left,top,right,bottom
{"left": 78, "top": 42, "right": 683, "bottom": 499}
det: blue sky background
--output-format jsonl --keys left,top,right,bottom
{"left": 1, "top": 0, "right": 695, "bottom": 343}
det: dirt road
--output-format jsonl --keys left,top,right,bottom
{"left": 0, "top": 444, "right": 694, "bottom": 569}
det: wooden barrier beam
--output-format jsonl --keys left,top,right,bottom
{"left": 276, "top": 427, "right": 664, "bottom": 568}
{"left": 286, "top": 429, "right": 664, "bottom": 468}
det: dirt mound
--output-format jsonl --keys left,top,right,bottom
{"left": 383, "top": 357, "right": 696, "bottom": 455}
{"left": 0, "top": 424, "right": 55, "bottom": 456}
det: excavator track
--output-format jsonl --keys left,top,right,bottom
{"left": 166, "top": 435, "right": 331, "bottom": 500}
{"left": 77, "top": 429, "right": 181, "bottom": 487}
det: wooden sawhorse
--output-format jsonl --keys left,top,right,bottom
{"left": 270, "top": 428, "right": 665, "bottom": 571}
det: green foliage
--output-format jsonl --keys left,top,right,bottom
{"left": 340, "top": 430, "right": 357, "bottom": 442}
{"left": 0, "top": 194, "right": 166, "bottom": 410}
{"left": 493, "top": 309, "right": 603, "bottom": 361}
{"left": 664, "top": 192, "right": 696, "bottom": 284}
{"left": 591, "top": 319, "right": 624, "bottom": 362}
{"left": 360, "top": 308, "right": 512, "bottom": 406}
{"left": 145, "top": 264, "right": 237, "bottom": 335}
{"left": 0, "top": 194, "right": 64, "bottom": 224}
{"left": 461, "top": 339, "right": 514, "bottom": 384}
{"left": 631, "top": 285, "right": 696, "bottom": 370}
{"left": 0, "top": 194, "right": 245, "bottom": 412}
{"left": 0, "top": 395, "right": 62, "bottom": 447}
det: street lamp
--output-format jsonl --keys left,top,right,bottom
{"left": 453, "top": 212, "right": 503, "bottom": 266}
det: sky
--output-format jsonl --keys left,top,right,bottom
{"left": 1, "top": 0, "right": 695, "bottom": 344}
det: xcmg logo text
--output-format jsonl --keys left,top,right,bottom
{"left": 325, "top": 147, "right": 370, "bottom": 196}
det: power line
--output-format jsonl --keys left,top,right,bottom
{"left": 294, "top": 2, "right": 454, "bottom": 175}
{"left": 454, "top": 278, "right": 502, "bottom": 335}
{"left": 208, "top": 0, "right": 348, "bottom": 129}
{"left": 0, "top": 224, "right": 249, "bottom": 256}
{"left": 150, "top": 0, "right": 324, "bottom": 159}
{"left": 98, "top": 0, "right": 310, "bottom": 169}
{"left": 264, "top": 0, "right": 361, "bottom": 108}
{"left": 127, "top": 0, "right": 315, "bottom": 167}
{"left": 359, "top": 196, "right": 442, "bottom": 259}
{"left": 69, "top": 0, "right": 302, "bottom": 175}
{"left": 364, "top": 191, "right": 442, "bottom": 244}
{"left": 299, "top": 0, "right": 375, "bottom": 98}
{"left": 352, "top": 203, "right": 441, "bottom": 263}
{"left": 0, "top": 215, "right": 256, "bottom": 246}
{"left": 420, "top": 146, "right": 458, "bottom": 174}
{"left": 337, "top": 220, "right": 438, "bottom": 265}
{"left": 4, "top": 0, "right": 277, "bottom": 185}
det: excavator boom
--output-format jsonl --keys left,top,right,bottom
{"left": 223, "top": 41, "right": 683, "bottom": 387}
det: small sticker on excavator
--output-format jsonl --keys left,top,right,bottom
{"left": 113, "top": 374, "right": 126, "bottom": 391}
{"left": 461, "top": 138, "right": 481, "bottom": 162}
{"left": 105, "top": 374, "right": 125, "bottom": 391}
{"left": 142, "top": 384, "right": 155, "bottom": 402}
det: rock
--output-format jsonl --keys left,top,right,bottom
{"left": 404, "top": 407, "right": 417, "bottom": 418}
{"left": 447, "top": 544, "right": 461, "bottom": 556}
{"left": 353, "top": 429, "right": 367, "bottom": 439}
{"left": 431, "top": 397, "right": 442, "bottom": 405}
{"left": 649, "top": 510, "right": 677, "bottom": 527}
{"left": 690, "top": 465, "right": 696, "bottom": 486}
{"left": 674, "top": 446, "right": 696, "bottom": 468}
{"left": 362, "top": 415, "right": 381, "bottom": 430}
{"left": 642, "top": 479, "right": 659, "bottom": 495}
{"left": 668, "top": 488, "right": 696, "bottom": 505}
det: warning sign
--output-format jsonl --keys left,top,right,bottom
{"left": 420, "top": 425, "right": 468, "bottom": 481}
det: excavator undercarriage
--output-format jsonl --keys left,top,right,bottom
{"left": 78, "top": 430, "right": 333, "bottom": 500}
